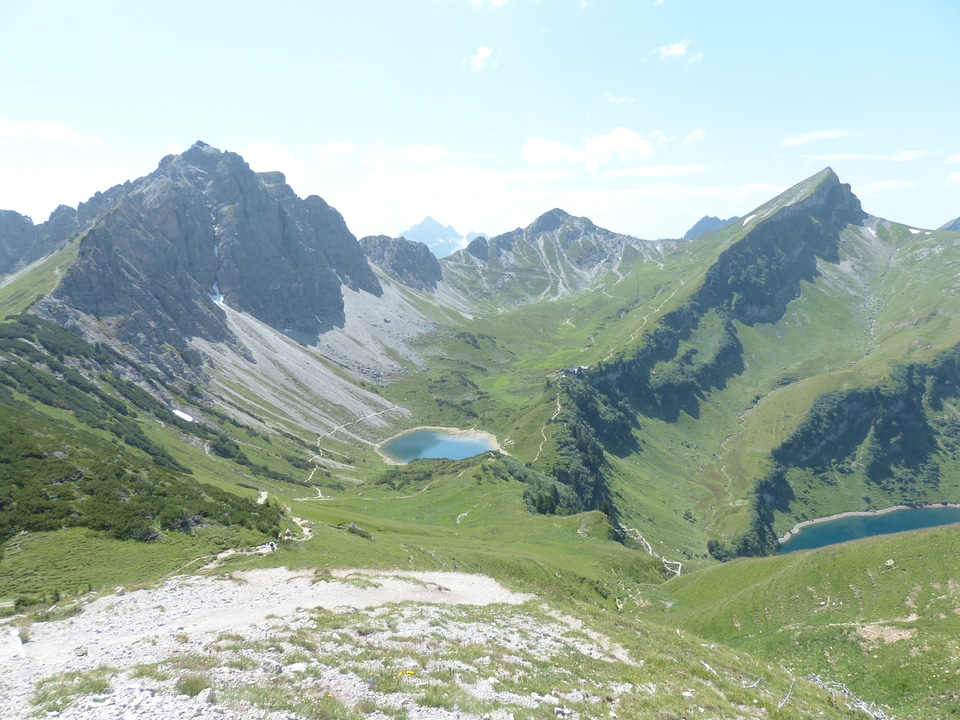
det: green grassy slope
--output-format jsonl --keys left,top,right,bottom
{"left": 646, "top": 525, "right": 960, "bottom": 718}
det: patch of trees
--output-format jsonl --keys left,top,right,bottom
{"left": 374, "top": 464, "right": 435, "bottom": 492}
{"left": 453, "top": 331, "right": 497, "bottom": 350}
{"left": 0, "top": 404, "right": 282, "bottom": 545}
{"left": 0, "top": 314, "right": 303, "bottom": 542}
{"left": 0, "top": 315, "right": 289, "bottom": 478}
{"left": 773, "top": 363, "right": 938, "bottom": 490}
{"left": 707, "top": 466, "right": 791, "bottom": 561}
{"left": 0, "top": 352, "right": 190, "bottom": 474}
{"left": 541, "top": 309, "right": 741, "bottom": 517}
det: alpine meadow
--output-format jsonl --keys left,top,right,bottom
{"left": 4, "top": 140, "right": 960, "bottom": 720}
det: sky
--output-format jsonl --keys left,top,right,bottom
{"left": 1, "top": 0, "right": 958, "bottom": 242}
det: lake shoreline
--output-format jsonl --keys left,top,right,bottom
{"left": 375, "top": 426, "right": 505, "bottom": 465}
{"left": 777, "top": 503, "right": 960, "bottom": 545}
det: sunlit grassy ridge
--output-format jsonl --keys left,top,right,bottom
{"left": 645, "top": 525, "right": 960, "bottom": 718}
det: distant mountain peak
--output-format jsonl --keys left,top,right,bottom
{"left": 399, "top": 217, "right": 481, "bottom": 259}
{"left": 528, "top": 208, "right": 573, "bottom": 236}
{"left": 442, "top": 207, "right": 667, "bottom": 303}
{"left": 683, "top": 215, "right": 739, "bottom": 240}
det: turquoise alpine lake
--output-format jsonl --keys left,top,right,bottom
{"left": 779, "top": 505, "right": 960, "bottom": 553}
{"left": 377, "top": 428, "right": 498, "bottom": 463}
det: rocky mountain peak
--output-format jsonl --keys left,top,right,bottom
{"left": 0, "top": 205, "right": 80, "bottom": 275}
{"left": 399, "top": 216, "right": 468, "bottom": 258}
{"left": 527, "top": 208, "right": 571, "bottom": 236}
{"left": 360, "top": 235, "right": 442, "bottom": 291}
{"left": 694, "top": 167, "right": 866, "bottom": 325}
{"left": 38, "top": 142, "right": 381, "bottom": 371}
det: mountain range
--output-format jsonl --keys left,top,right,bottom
{"left": 3, "top": 140, "right": 960, "bottom": 718}
{"left": 398, "top": 216, "right": 485, "bottom": 258}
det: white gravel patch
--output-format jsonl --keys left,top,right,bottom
{"left": 0, "top": 569, "right": 536, "bottom": 720}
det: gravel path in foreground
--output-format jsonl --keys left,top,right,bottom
{"left": 1, "top": 568, "right": 637, "bottom": 720}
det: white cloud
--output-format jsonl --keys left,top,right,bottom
{"left": 607, "top": 164, "right": 712, "bottom": 178}
{"left": 0, "top": 118, "right": 99, "bottom": 147}
{"left": 947, "top": 171, "right": 960, "bottom": 187}
{"left": 604, "top": 92, "right": 635, "bottom": 105}
{"left": 945, "top": 153, "right": 960, "bottom": 164}
{"left": 801, "top": 150, "right": 927, "bottom": 163}
{"left": 523, "top": 128, "right": 657, "bottom": 169}
{"left": 319, "top": 161, "right": 577, "bottom": 239}
{"left": 585, "top": 128, "right": 655, "bottom": 165}
{"left": 657, "top": 39, "right": 690, "bottom": 59}
{"left": 779, "top": 129, "right": 859, "bottom": 147}
{"left": 312, "top": 142, "right": 787, "bottom": 243}
{"left": 314, "top": 141, "right": 354, "bottom": 168}
{"left": 467, "top": 46, "right": 495, "bottom": 71}
{"left": 648, "top": 130, "right": 669, "bottom": 147}
{"left": 390, "top": 144, "right": 452, "bottom": 164}
{"left": 683, "top": 129, "right": 706, "bottom": 145}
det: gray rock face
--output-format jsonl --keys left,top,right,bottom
{"left": 939, "top": 216, "right": 960, "bottom": 232}
{"left": 0, "top": 210, "right": 35, "bottom": 275}
{"left": 0, "top": 205, "right": 79, "bottom": 275}
{"left": 694, "top": 167, "right": 865, "bottom": 325}
{"left": 443, "top": 208, "right": 669, "bottom": 304}
{"left": 43, "top": 141, "right": 381, "bottom": 357}
{"left": 360, "top": 234, "right": 442, "bottom": 291}
{"left": 455, "top": 208, "right": 659, "bottom": 273}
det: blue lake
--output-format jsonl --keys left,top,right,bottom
{"left": 378, "top": 428, "right": 498, "bottom": 463}
{"left": 779, "top": 506, "right": 960, "bottom": 553}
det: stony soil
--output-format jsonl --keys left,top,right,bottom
{"left": 0, "top": 568, "right": 640, "bottom": 720}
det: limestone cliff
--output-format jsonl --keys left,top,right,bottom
{"left": 0, "top": 205, "right": 79, "bottom": 275}
{"left": 38, "top": 141, "right": 381, "bottom": 364}
{"left": 360, "top": 235, "right": 442, "bottom": 291}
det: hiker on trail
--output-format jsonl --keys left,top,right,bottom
{"left": 285, "top": 528, "right": 292, "bottom": 540}
{"left": 268, "top": 541, "right": 276, "bottom": 552}
{"left": 278, "top": 532, "right": 283, "bottom": 542}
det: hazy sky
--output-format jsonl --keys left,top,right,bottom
{"left": 1, "top": 0, "right": 958, "bottom": 240}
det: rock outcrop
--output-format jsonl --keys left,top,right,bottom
{"left": 939, "top": 216, "right": 960, "bottom": 232}
{"left": 360, "top": 235, "right": 442, "bottom": 291}
{"left": 0, "top": 210, "right": 35, "bottom": 275}
{"left": 0, "top": 205, "right": 79, "bottom": 275}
